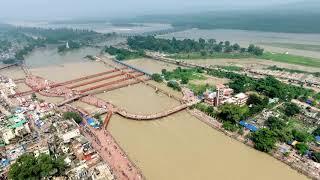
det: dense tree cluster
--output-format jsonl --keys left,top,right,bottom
{"left": 247, "top": 44, "right": 264, "bottom": 56}
{"left": 0, "top": 40, "right": 11, "bottom": 52}
{"left": 207, "top": 69, "right": 313, "bottom": 101}
{"left": 291, "top": 129, "right": 314, "bottom": 143}
{"left": 151, "top": 73, "right": 163, "bottom": 82}
{"left": 217, "top": 104, "right": 249, "bottom": 124}
{"left": 283, "top": 102, "right": 301, "bottom": 117}
{"left": 295, "top": 143, "right": 309, "bottom": 155}
{"left": 246, "top": 94, "right": 269, "bottom": 116}
{"left": 8, "top": 153, "right": 65, "bottom": 180}
{"left": 105, "top": 46, "right": 145, "bottom": 60}
{"left": 127, "top": 36, "right": 264, "bottom": 55}
{"left": 16, "top": 27, "right": 99, "bottom": 43}
{"left": 193, "top": 103, "right": 215, "bottom": 117}
{"left": 265, "top": 117, "right": 293, "bottom": 142}
{"left": 162, "top": 67, "right": 204, "bottom": 82}
{"left": 167, "top": 81, "right": 181, "bottom": 91}
{"left": 251, "top": 128, "right": 277, "bottom": 152}
{"left": 63, "top": 111, "right": 83, "bottom": 124}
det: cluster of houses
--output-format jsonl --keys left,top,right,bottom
{"left": 203, "top": 84, "right": 249, "bottom": 107}
{"left": 0, "top": 76, "right": 115, "bottom": 179}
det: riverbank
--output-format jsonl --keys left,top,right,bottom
{"left": 188, "top": 109, "right": 320, "bottom": 180}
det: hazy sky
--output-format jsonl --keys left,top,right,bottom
{"left": 0, "top": 0, "right": 303, "bottom": 20}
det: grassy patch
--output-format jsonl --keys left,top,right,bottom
{"left": 188, "top": 83, "right": 215, "bottom": 96}
{"left": 163, "top": 67, "right": 206, "bottom": 81}
{"left": 169, "top": 51, "right": 320, "bottom": 68}
{"left": 168, "top": 52, "right": 253, "bottom": 59}
{"left": 217, "top": 65, "right": 243, "bottom": 71}
{"left": 260, "top": 42, "right": 320, "bottom": 52}
{"left": 260, "top": 52, "right": 320, "bottom": 67}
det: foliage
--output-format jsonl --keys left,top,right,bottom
{"left": 222, "top": 121, "right": 238, "bottom": 132}
{"left": 295, "top": 143, "right": 309, "bottom": 155}
{"left": 312, "top": 127, "right": 320, "bottom": 136}
{"left": 265, "top": 117, "right": 293, "bottom": 142}
{"left": 167, "top": 81, "right": 181, "bottom": 91}
{"left": 311, "top": 152, "right": 320, "bottom": 163}
{"left": 261, "top": 52, "right": 320, "bottom": 68}
{"left": 292, "top": 129, "right": 314, "bottom": 143}
{"left": 0, "top": 40, "right": 12, "bottom": 52}
{"left": 207, "top": 69, "right": 313, "bottom": 101}
{"left": 8, "top": 153, "right": 65, "bottom": 180}
{"left": 151, "top": 73, "right": 163, "bottom": 82}
{"left": 218, "top": 104, "right": 249, "bottom": 124}
{"left": 63, "top": 111, "right": 83, "bottom": 124}
{"left": 127, "top": 36, "right": 263, "bottom": 56}
{"left": 247, "top": 94, "right": 269, "bottom": 115}
{"left": 188, "top": 83, "right": 215, "bottom": 96}
{"left": 283, "top": 103, "right": 300, "bottom": 117}
{"left": 251, "top": 128, "right": 277, "bottom": 153}
{"left": 31, "top": 93, "right": 37, "bottom": 101}
{"left": 193, "top": 103, "right": 215, "bottom": 117}
{"left": 93, "top": 113, "right": 101, "bottom": 120}
{"left": 105, "top": 46, "right": 145, "bottom": 60}
{"left": 162, "top": 67, "right": 205, "bottom": 82}
{"left": 181, "top": 76, "right": 189, "bottom": 84}
{"left": 247, "top": 44, "right": 264, "bottom": 56}
{"left": 217, "top": 65, "right": 243, "bottom": 71}
{"left": 169, "top": 52, "right": 254, "bottom": 59}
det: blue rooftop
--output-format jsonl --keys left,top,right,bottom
{"left": 239, "top": 121, "right": 259, "bottom": 132}
{"left": 315, "top": 136, "right": 320, "bottom": 142}
{"left": 86, "top": 118, "right": 95, "bottom": 126}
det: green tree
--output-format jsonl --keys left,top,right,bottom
{"left": 292, "top": 129, "right": 313, "bottom": 143}
{"left": 167, "top": 81, "right": 181, "bottom": 91}
{"left": 265, "top": 117, "right": 293, "bottom": 142}
{"left": 232, "top": 43, "right": 240, "bottom": 51}
{"left": 284, "top": 103, "right": 300, "bottom": 117}
{"left": 295, "top": 143, "right": 309, "bottom": 155}
{"left": 31, "top": 93, "right": 37, "bottom": 101}
{"left": 208, "top": 39, "right": 216, "bottom": 45}
{"left": 265, "top": 117, "right": 285, "bottom": 131}
{"left": 312, "top": 127, "right": 320, "bottom": 136}
{"left": 181, "top": 76, "right": 189, "bottom": 84}
{"left": 224, "top": 41, "right": 230, "bottom": 47}
{"left": 222, "top": 121, "right": 238, "bottom": 132}
{"left": 311, "top": 152, "right": 320, "bottom": 163}
{"left": 161, "top": 69, "right": 167, "bottom": 75}
{"left": 251, "top": 128, "right": 277, "bottom": 153}
{"left": 8, "top": 154, "right": 65, "bottom": 180}
{"left": 218, "top": 104, "right": 249, "bottom": 124}
{"left": 151, "top": 73, "right": 163, "bottom": 82}
{"left": 63, "top": 111, "right": 83, "bottom": 124}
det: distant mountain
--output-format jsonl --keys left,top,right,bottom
{"left": 115, "top": 0, "right": 320, "bottom": 33}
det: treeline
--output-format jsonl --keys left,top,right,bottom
{"left": 15, "top": 27, "right": 99, "bottom": 43}
{"left": 207, "top": 69, "right": 313, "bottom": 101}
{"left": 127, "top": 36, "right": 264, "bottom": 56}
{"left": 0, "top": 40, "right": 12, "bottom": 52}
{"left": 104, "top": 46, "right": 145, "bottom": 60}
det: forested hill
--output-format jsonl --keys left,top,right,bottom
{"left": 115, "top": 1, "right": 320, "bottom": 34}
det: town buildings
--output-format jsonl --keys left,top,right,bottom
{"left": 204, "top": 84, "right": 248, "bottom": 107}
